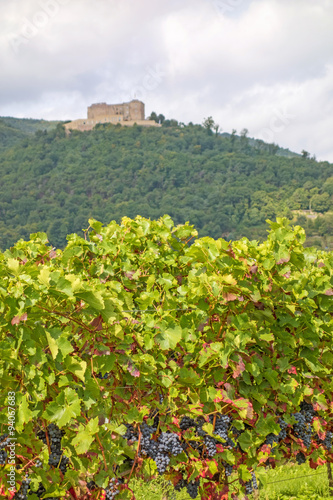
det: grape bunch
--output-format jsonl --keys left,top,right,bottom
{"left": 251, "top": 471, "right": 258, "bottom": 490}
{"left": 293, "top": 412, "right": 312, "bottom": 449}
{"left": 265, "top": 433, "right": 279, "bottom": 447}
{"left": 296, "top": 451, "right": 306, "bottom": 465}
{"left": 277, "top": 418, "right": 288, "bottom": 440}
{"left": 187, "top": 479, "right": 200, "bottom": 499}
{"left": 212, "top": 414, "right": 231, "bottom": 439}
{"left": 86, "top": 480, "right": 97, "bottom": 491}
{"left": 0, "top": 434, "right": 8, "bottom": 465}
{"left": 97, "top": 372, "right": 109, "bottom": 379}
{"left": 204, "top": 435, "right": 217, "bottom": 457}
{"left": 154, "top": 432, "right": 183, "bottom": 474}
{"left": 14, "top": 476, "right": 31, "bottom": 500}
{"left": 222, "top": 461, "right": 233, "bottom": 477}
{"left": 158, "top": 432, "right": 183, "bottom": 456}
{"left": 29, "top": 482, "right": 46, "bottom": 499}
{"left": 138, "top": 425, "right": 183, "bottom": 474}
{"left": 175, "top": 478, "right": 187, "bottom": 491}
{"left": 139, "top": 424, "right": 157, "bottom": 455}
{"left": 122, "top": 424, "right": 138, "bottom": 442}
{"left": 175, "top": 478, "right": 199, "bottom": 499}
{"left": 37, "top": 423, "right": 69, "bottom": 475}
{"left": 300, "top": 401, "right": 316, "bottom": 423}
{"left": 104, "top": 478, "right": 119, "bottom": 500}
{"left": 180, "top": 416, "right": 196, "bottom": 431}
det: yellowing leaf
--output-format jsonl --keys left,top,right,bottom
{"left": 46, "top": 331, "right": 59, "bottom": 359}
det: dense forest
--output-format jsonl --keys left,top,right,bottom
{"left": 0, "top": 116, "right": 332, "bottom": 250}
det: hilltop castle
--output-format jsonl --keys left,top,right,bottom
{"left": 64, "top": 99, "right": 161, "bottom": 132}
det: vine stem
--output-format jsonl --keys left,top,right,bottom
{"left": 128, "top": 429, "right": 141, "bottom": 483}
{"left": 81, "top": 413, "right": 107, "bottom": 471}
{"left": 36, "top": 304, "right": 95, "bottom": 334}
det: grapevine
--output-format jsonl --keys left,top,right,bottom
{"left": 0, "top": 215, "right": 332, "bottom": 499}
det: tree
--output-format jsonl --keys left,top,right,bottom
{"left": 301, "top": 149, "right": 310, "bottom": 159}
{"left": 202, "top": 116, "right": 215, "bottom": 131}
{"left": 148, "top": 111, "right": 158, "bottom": 122}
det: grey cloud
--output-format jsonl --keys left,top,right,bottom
{"left": 1, "top": 0, "right": 333, "bottom": 160}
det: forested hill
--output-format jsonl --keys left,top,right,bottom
{"left": 0, "top": 119, "right": 332, "bottom": 250}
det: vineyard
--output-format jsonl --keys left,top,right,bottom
{"left": 0, "top": 215, "right": 332, "bottom": 499}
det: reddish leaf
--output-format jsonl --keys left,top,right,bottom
{"left": 277, "top": 255, "right": 290, "bottom": 265}
{"left": 250, "top": 265, "right": 258, "bottom": 274}
{"left": 11, "top": 313, "right": 27, "bottom": 325}
{"left": 324, "top": 288, "right": 333, "bottom": 296}
{"left": 127, "top": 361, "right": 140, "bottom": 378}
{"left": 283, "top": 271, "right": 291, "bottom": 278}
{"left": 223, "top": 292, "right": 238, "bottom": 302}
{"left": 232, "top": 356, "right": 246, "bottom": 379}
{"left": 90, "top": 315, "right": 103, "bottom": 331}
{"left": 288, "top": 366, "right": 297, "bottom": 375}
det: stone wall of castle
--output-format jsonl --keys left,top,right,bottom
{"left": 65, "top": 99, "right": 158, "bottom": 132}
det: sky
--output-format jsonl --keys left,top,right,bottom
{"left": 1, "top": 0, "right": 333, "bottom": 161}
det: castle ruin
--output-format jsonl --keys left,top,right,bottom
{"left": 64, "top": 99, "right": 161, "bottom": 132}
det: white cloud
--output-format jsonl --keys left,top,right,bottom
{"left": 0, "top": 0, "right": 333, "bottom": 160}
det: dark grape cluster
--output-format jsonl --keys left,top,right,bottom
{"left": 222, "top": 460, "right": 233, "bottom": 477}
{"left": 204, "top": 435, "right": 217, "bottom": 457}
{"left": 212, "top": 414, "right": 231, "bottom": 440}
{"left": 105, "top": 478, "right": 119, "bottom": 500}
{"left": 300, "top": 401, "right": 316, "bottom": 423}
{"left": 97, "top": 372, "right": 109, "bottom": 379}
{"left": 29, "top": 482, "right": 46, "bottom": 499}
{"left": 175, "top": 478, "right": 199, "bottom": 499}
{"left": 251, "top": 471, "right": 258, "bottom": 490}
{"left": 14, "top": 478, "right": 30, "bottom": 499}
{"left": 138, "top": 424, "right": 183, "bottom": 474}
{"left": 277, "top": 418, "right": 288, "bottom": 440}
{"left": 175, "top": 478, "right": 187, "bottom": 491}
{"left": 265, "top": 417, "right": 288, "bottom": 447}
{"left": 37, "top": 424, "right": 69, "bottom": 474}
{"left": 86, "top": 480, "right": 97, "bottom": 491}
{"left": 243, "top": 472, "right": 258, "bottom": 495}
{"left": 187, "top": 479, "right": 200, "bottom": 499}
{"left": 139, "top": 424, "right": 157, "bottom": 455}
{"left": 293, "top": 412, "right": 312, "bottom": 448}
{"left": 180, "top": 416, "right": 196, "bottom": 430}
{"left": 0, "top": 434, "right": 8, "bottom": 465}
{"left": 296, "top": 451, "right": 306, "bottom": 465}
{"left": 14, "top": 476, "right": 31, "bottom": 500}
{"left": 122, "top": 424, "right": 138, "bottom": 442}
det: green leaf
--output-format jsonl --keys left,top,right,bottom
{"left": 46, "top": 331, "right": 59, "bottom": 360}
{"left": 64, "top": 356, "right": 87, "bottom": 382}
{"left": 76, "top": 291, "right": 105, "bottom": 310}
{"left": 156, "top": 326, "right": 182, "bottom": 350}
{"left": 43, "top": 388, "right": 81, "bottom": 427}
{"left": 238, "top": 430, "right": 254, "bottom": 451}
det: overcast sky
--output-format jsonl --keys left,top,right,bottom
{"left": 1, "top": 0, "right": 333, "bottom": 161}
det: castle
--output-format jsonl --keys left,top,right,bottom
{"left": 64, "top": 99, "right": 161, "bottom": 132}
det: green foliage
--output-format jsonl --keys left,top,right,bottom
{"left": 0, "top": 119, "right": 332, "bottom": 250}
{"left": 0, "top": 216, "right": 333, "bottom": 499}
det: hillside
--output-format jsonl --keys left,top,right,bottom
{"left": 0, "top": 119, "right": 332, "bottom": 250}
{"left": 0, "top": 117, "right": 62, "bottom": 150}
